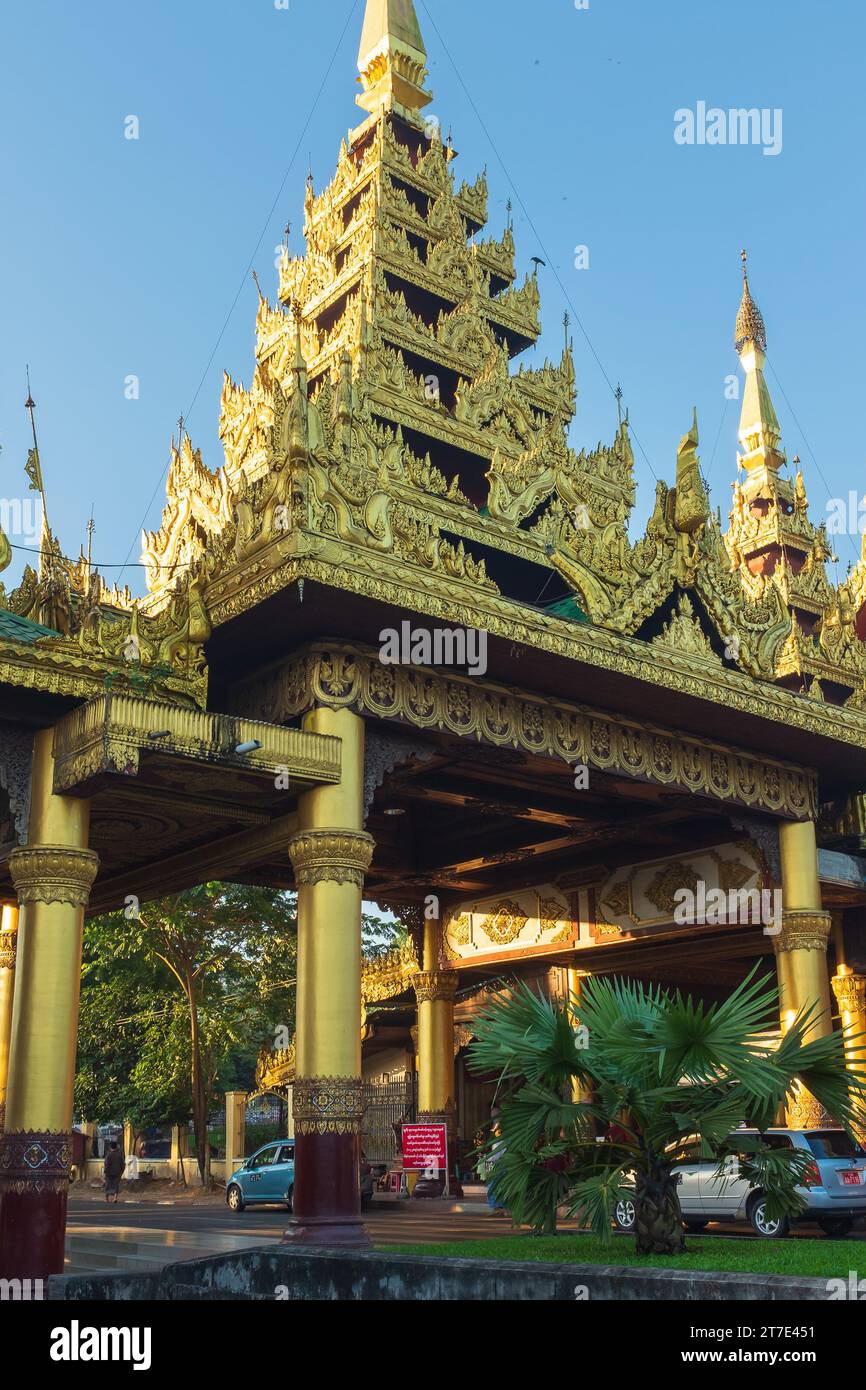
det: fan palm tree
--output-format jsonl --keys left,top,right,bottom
{"left": 469, "top": 970, "right": 865, "bottom": 1255}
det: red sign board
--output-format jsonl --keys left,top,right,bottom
{"left": 401, "top": 1122, "right": 448, "bottom": 1172}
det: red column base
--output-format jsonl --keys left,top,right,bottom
{"left": 282, "top": 1130, "right": 370, "bottom": 1249}
{"left": 0, "top": 1131, "right": 73, "bottom": 1279}
{"left": 0, "top": 1186, "right": 68, "bottom": 1278}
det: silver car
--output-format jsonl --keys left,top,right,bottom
{"left": 615, "top": 1128, "right": 866, "bottom": 1238}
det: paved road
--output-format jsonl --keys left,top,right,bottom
{"left": 67, "top": 1198, "right": 544, "bottom": 1247}
{"left": 67, "top": 1197, "right": 865, "bottom": 1245}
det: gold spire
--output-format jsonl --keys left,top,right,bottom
{"left": 734, "top": 252, "right": 783, "bottom": 472}
{"left": 356, "top": 0, "right": 432, "bottom": 121}
{"left": 735, "top": 250, "right": 767, "bottom": 353}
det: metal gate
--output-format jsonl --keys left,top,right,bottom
{"left": 361, "top": 1072, "right": 416, "bottom": 1164}
{"left": 245, "top": 1091, "right": 289, "bottom": 1156}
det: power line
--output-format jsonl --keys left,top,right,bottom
{"left": 116, "top": 0, "right": 363, "bottom": 585}
{"left": 765, "top": 357, "right": 859, "bottom": 569}
{"left": 417, "top": 1, "right": 662, "bottom": 488}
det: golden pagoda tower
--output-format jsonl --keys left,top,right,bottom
{"left": 725, "top": 253, "right": 863, "bottom": 702}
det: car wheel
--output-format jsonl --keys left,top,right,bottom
{"left": 614, "top": 1198, "right": 636, "bottom": 1232}
{"left": 748, "top": 1196, "right": 789, "bottom": 1238}
{"left": 818, "top": 1217, "right": 853, "bottom": 1238}
{"left": 684, "top": 1220, "right": 708, "bottom": 1233}
{"left": 285, "top": 1185, "right": 294, "bottom": 1213}
{"left": 226, "top": 1184, "right": 245, "bottom": 1213}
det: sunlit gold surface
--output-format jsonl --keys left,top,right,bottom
{"left": 4, "top": 731, "right": 97, "bottom": 1135}
{"left": 291, "top": 708, "right": 371, "bottom": 1089}
{"left": 777, "top": 820, "right": 833, "bottom": 1126}
{"left": 0, "top": 905, "right": 18, "bottom": 1133}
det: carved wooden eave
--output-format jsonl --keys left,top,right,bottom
{"left": 229, "top": 642, "right": 819, "bottom": 823}
{"left": 0, "top": 692, "right": 342, "bottom": 914}
{"left": 49, "top": 692, "right": 341, "bottom": 795}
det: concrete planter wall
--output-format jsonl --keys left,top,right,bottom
{"left": 49, "top": 1246, "right": 832, "bottom": 1302}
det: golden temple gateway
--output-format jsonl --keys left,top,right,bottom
{"left": 2, "top": 0, "right": 866, "bottom": 1270}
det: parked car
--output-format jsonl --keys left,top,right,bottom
{"left": 614, "top": 1128, "right": 866, "bottom": 1238}
{"left": 226, "top": 1141, "right": 377, "bottom": 1212}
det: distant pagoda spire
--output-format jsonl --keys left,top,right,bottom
{"left": 734, "top": 250, "right": 784, "bottom": 474}
{"left": 356, "top": 0, "right": 432, "bottom": 122}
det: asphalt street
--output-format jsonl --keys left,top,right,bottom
{"left": 67, "top": 1197, "right": 866, "bottom": 1245}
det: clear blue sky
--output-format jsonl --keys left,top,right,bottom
{"left": 2, "top": 0, "right": 864, "bottom": 594}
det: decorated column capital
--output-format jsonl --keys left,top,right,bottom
{"left": 412, "top": 970, "right": 458, "bottom": 1005}
{"left": 9, "top": 846, "right": 99, "bottom": 908}
{"left": 832, "top": 971, "right": 866, "bottom": 1015}
{"left": 773, "top": 909, "right": 832, "bottom": 954}
{"left": 293, "top": 1076, "right": 365, "bottom": 1136}
{"left": 287, "top": 829, "right": 374, "bottom": 887}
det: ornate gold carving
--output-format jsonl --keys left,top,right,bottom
{"left": 832, "top": 972, "right": 866, "bottom": 1015}
{"left": 293, "top": 1076, "right": 365, "bottom": 1135}
{"left": 412, "top": 970, "right": 458, "bottom": 1004}
{"left": 9, "top": 846, "right": 99, "bottom": 907}
{"left": 0, "top": 1129, "right": 72, "bottom": 1194}
{"left": 362, "top": 937, "right": 420, "bottom": 1004}
{"left": 287, "top": 828, "right": 375, "bottom": 886}
{"left": 774, "top": 910, "right": 832, "bottom": 954}
{"left": 453, "top": 1024, "right": 474, "bottom": 1054}
{"left": 50, "top": 692, "right": 340, "bottom": 794}
{"left": 645, "top": 860, "right": 702, "bottom": 916}
{"left": 0, "top": 927, "right": 16, "bottom": 970}
{"left": 241, "top": 645, "right": 818, "bottom": 820}
{"left": 653, "top": 595, "right": 719, "bottom": 664}
{"left": 482, "top": 899, "right": 528, "bottom": 946}
{"left": 786, "top": 1085, "right": 831, "bottom": 1131}
{"left": 538, "top": 896, "right": 570, "bottom": 939}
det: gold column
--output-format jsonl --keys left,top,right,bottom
{"left": 0, "top": 728, "right": 99, "bottom": 1278}
{"left": 0, "top": 904, "right": 19, "bottom": 1136}
{"left": 284, "top": 707, "right": 374, "bottom": 1246}
{"left": 776, "top": 819, "right": 832, "bottom": 1128}
{"left": 413, "top": 918, "right": 458, "bottom": 1130}
{"left": 224, "top": 1091, "right": 247, "bottom": 1177}
{"left": 831, "top": 968, "right": 866, "bottom": 1079}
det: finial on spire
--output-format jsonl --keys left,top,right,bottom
{"left": 735, "top": 248, "right": 767, "bottom": 353}
{"left": 23, "top": 366, "right": 52, "bottom": 555}
{"left": 356, "top": 0, "right": 432, "bottom": 121}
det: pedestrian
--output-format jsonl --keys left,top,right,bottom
{"left": 481, "top": 1111, "right": 508, "bottom": 1215}
{"left": 103, "top": 1141, "right": 124, "bottom": 1204}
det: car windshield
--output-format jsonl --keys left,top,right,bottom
{"left": 806, "top": 1131, "right": 865, "bottom": 1160}
{"left": 250, "top": 1148, "right": 278, "bottom": 1169}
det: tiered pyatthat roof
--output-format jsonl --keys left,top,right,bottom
{"left": 136, "top": 0, "right": 866, "bottom": 714}
{"left": 0, "top": 413, "right": 211, "bottom": 707}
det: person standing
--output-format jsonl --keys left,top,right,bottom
{"left": 103, "top": 1140, "right": 124, "bottom": 1204}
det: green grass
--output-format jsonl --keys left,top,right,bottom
{"left": 377, "top": 1233, "right": 864, "bottom": 1279}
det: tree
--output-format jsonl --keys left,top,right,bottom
{"left": 77, "top": 884, "right": 298, "bottom": 1185}
{"left": 469, "top": 970, "right": 866, "bottom": 1255}
{"left": 362, "top": 909, "right": 410, "bottom": 960}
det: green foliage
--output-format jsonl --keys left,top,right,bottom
{"left": 75, "top": 883, "right": 298, "bottom": 1133}
{"left": 469, "top": 969, "right": 866, "bottom": 1249}
{"left": 362, "top": 911, "right": 410, "bottom": 960}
